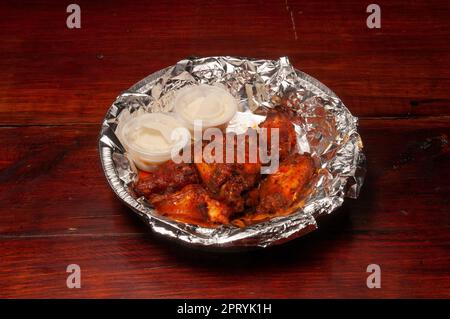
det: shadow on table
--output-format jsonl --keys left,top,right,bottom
{"left": 145, "top": 203, "right": 356, "bottom": 272}
{"left": 127, "top": 169, "right": 375, "bottom": 274}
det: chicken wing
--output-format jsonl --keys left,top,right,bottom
{"left": 258, "top": 110, "right": 298, "bottom": 161}
{"left": 149, "top": 184, "right": 231, "bottom": 226}
{"left": 194, "top": 129, "right": 261, "bottom": 213}
{"left": 133, "top": 160, "right": 199, "bottom": 198}
{"left": 256, "top": 153, "right": 314, "bottom": 215}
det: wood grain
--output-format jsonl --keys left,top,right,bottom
{"left": 1, "top": 119, "right": 449, "bottom": 298}
{"left": 1, "top": 0, "right": 450, "bottom": 125}
{"left": 0, "top": 0, "right": 449, "bottom": 298}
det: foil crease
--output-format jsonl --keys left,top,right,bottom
{"left": 98, "top": 56, "right": 365, "bottom": 249}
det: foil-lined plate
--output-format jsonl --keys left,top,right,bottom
{"left": 98, "top": 56, "right": 365, "bottom": 249}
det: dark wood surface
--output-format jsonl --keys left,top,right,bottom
{"left": 0, "top": 0, "right": 449, "bottom": 298}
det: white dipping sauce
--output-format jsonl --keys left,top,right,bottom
{"left": 120, "top": 113, "right": 189, "bottom": 171}
{"left": 174, "top": 84, "right": 238, "bottom": 130}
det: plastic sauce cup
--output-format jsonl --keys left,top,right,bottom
{"left": 119, "top": 113, "right": 191, "bottom": 171}
{"left": 173, "top": 84, "right": 238, "bottom": 131}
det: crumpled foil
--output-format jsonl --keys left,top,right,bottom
{"left": 98, "top": 56, "right": 365, "bottom": 249}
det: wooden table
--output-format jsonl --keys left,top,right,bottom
{"left": 1, "top": 0, "right": 449, "bottom": 298}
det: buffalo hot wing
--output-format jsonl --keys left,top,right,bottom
{"left": 149, "top": 184, "right": 232, "bottom": 226}
{"left": 194, "top": 129, "right": 262, "bottom": 213}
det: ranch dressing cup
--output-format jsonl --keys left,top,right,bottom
{"left": 119, "top": 113, "right": 190, "bottom": 171}
{"left": 173, "top": 84, "right": 238, "bottom": 131}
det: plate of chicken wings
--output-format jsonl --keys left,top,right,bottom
{"left": 99, "top": 56, "right": 365, "bottom": 248}
{"left": 133, "top": 108, "right": 315, "bottom": 228}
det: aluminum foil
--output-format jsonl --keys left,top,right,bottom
{"left": 98, "top": 56, "right": 365, "bottom": 249}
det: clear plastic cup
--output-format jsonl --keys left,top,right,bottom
{"left": 173, "top": 84, "right": 238, "bottom": 131}
{"left": 119, "top": 113, "right": 191, "bottom": 171}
